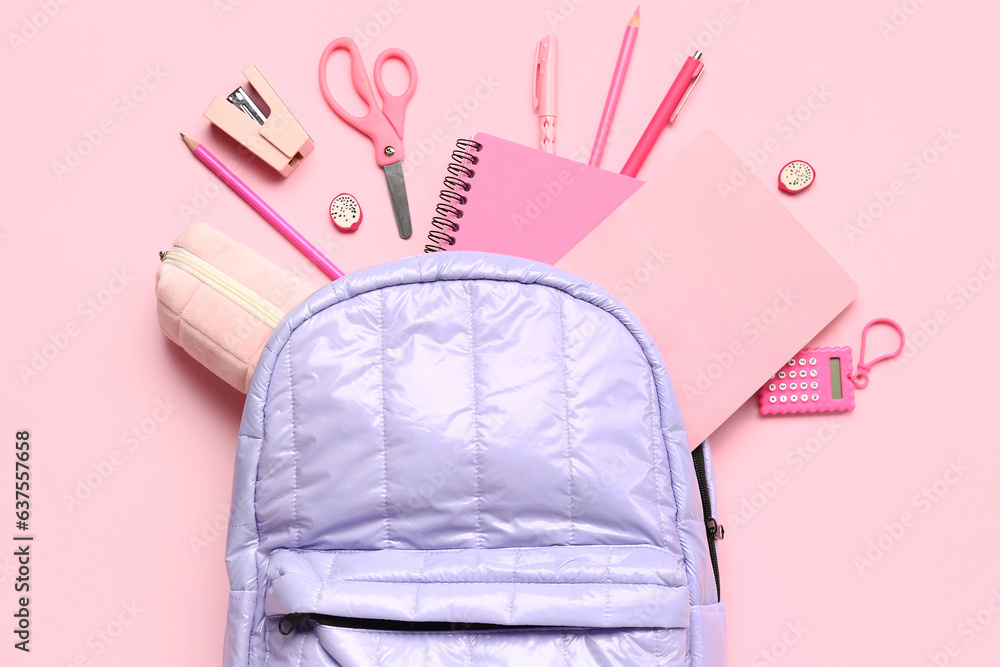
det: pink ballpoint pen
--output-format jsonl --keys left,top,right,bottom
{"left": 181, "top": 134, "right": 344, "bottom": 280}
{"left": 620, "top": 51, "right": 704, "bottom": 178}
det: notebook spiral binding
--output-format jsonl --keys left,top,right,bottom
{"left": 424, "top": 139, "right": 484, "bottom": 253}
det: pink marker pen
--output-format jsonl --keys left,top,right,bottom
{"left": 533, "top": 35, "right": 558, "bottom": 154}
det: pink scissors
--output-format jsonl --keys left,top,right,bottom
{"left": 319, "top": 37, "right": 417, "bottom": 239}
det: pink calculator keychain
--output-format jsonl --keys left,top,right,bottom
{"left": 759, "top": 318, "right": 905, "bottom": 416}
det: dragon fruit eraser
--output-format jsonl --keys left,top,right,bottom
{"left": 778, "top": 160, "right": 815, "bottom": 194}
{"left": 330, "top": 193, "right": 363, "bottom": 232}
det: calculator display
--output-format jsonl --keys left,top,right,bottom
{"left": 830, "top": 358, "right": 842, "bottom": 400}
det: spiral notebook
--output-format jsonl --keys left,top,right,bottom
{"left": 424, "top": 134, "right": 642, "bottom": 259}
{"left": 425, "top": 131, "right": 858, "bottom": 446}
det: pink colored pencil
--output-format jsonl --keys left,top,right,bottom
{"left": 181, "top": 134, "right": 344, "bottom": 280}
{"left": 589, "top": 7, "right": 640, "bottom": 167}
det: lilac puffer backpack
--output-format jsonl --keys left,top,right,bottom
{"left": 223, "top": 252, "right": 727, "bottom": 666}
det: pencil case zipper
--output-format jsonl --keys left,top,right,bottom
{"left": 159, "top": 246, "right": 284, "bottom": 328}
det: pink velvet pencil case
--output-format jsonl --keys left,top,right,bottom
{"left": 155, "top": 223, "right": 318, "bottom": 392}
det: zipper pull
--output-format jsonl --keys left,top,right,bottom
{"left": 158, "top": 250, "right": 168, "bottom": 261}
{"left": 278, "top": 613, "right": 306, "bottom": 635}
{"left": 706, "top": 517, "right": 724, "bottom": 541}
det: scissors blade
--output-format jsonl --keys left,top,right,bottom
{"left": 382, "top": 162, "right": 412, "bottom": 239}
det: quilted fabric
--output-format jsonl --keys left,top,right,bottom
{"left": 224, "top": 251, "right": 726, "bottom": 666}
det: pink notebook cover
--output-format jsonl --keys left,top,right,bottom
{"left": 441, "top": 133, "right": 642, "bottom": 263}
{"left": 557, "top": 130, "right": 858, "bottom": 447}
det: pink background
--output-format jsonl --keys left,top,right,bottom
{"left": 1, "top": 0, "right": 997, "bottom": 664}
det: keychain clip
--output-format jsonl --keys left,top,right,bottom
{"left": 848, "top": 318, "right": 905, "bottom": 388}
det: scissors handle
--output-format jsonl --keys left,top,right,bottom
{"left": 319, "top": 37, "right": 417, "bottom": 167}
{"left": 373, "top": 48, "right": 417, "bottom": 140}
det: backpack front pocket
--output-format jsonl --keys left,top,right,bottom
{"left": 259, "top": 544, "right": 692, "bottom": 666}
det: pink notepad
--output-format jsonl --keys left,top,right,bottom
{"left": 425, "top": 133, "right": 642, "bottom": 261}
{"left": 557, "top": 131, "right": 858, "bottom": 446}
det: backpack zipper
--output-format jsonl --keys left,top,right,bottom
{"left": 692, "top": 443, "right": 723, "bottom": 601}
{"left": 159, "top": 247, "right": 284, "bottom": 327}
{"left": 278, "top": 613, "right": 559, "bottom": 635}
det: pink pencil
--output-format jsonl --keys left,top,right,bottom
{"left": 181, "top": 134, "right": 344, "bottom": 280}
{"left": 589, "top": 7, "right": 640, "bottom": 167}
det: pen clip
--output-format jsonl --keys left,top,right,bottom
{"left": 532, "top": 41, "right": 542, "bottom": 111}
{"left": 669, "top": 54, "right": 704, "bottom": 124}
